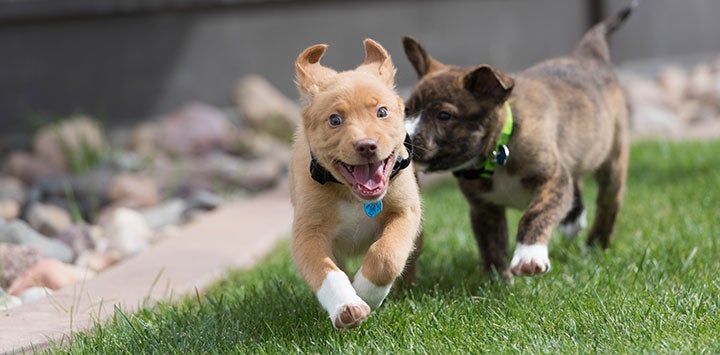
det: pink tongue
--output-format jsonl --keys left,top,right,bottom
{"left": 353, "top": 161, "right": 385, "bottom": 190}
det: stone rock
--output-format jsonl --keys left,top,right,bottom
{"left": 33, "top": 115, "right": 106, "bottom": 171}
{"left": 624, "top": 76, "right": 665, "bottom": 106}
{"left": 184, "top": 189, "right": 223, "bottom": 212}
{"left": 130, "top": 122, "right": 160, "bottom": 157}
{"left": 688, "top": 63, "right": 715, "bottom": 101}
{"left": 0, "top": 289, "right": 22, "bottom": 311}
{"left": 30, "top": 167, "right": 114, "bottom": 222}
{"left": 107, "top": 151, "right": 148, "bottom": 172}
{"left": 139, "top": 198, "right": 187, "bottom": 230}
{"left": 75, "top": 250, "right": 122, "bottom": 273}
{"left": 98, "top": 207, "right": 153, "bottom": 257}
{"left": 204, "top": 153, "right": 284, "bottom": 192}
{"left": 108, "top": 173, "right": 161, "bottom": 208}
{"left": 56, "top": 224, "right": 105, "bottom": 257}
{"left": 149, "top": 155, "right": 217, "bottom": 195}
{"left": 0, "top": 199, "right": 21, "bottom": 221}
{"left": 0, "top": 220, "right": 74, "bottom": 263}
{"left": 235, "top": 75, "right": 300, "bottom": 142}
{"left": 630, "top": 104, "right": 682, "bottom": 137}
{"left": 7, "top": 258, "right": 95, "bottom": 296}
{"left": 26, "top": 203, "right": 73, "bottom": 237}
{"left": 157, "top": 102, "right": 237, "bottom": 157}
{"left": 4, "top": 151, "right": 63, "bottom": 185}
{"left": 657, "top": 65, "right": 688, "bottom": 110}
{"left": 0, "top": 243, "right": 43, "bottom": 288}
{"left": 17, "top": 286, "right": 53, "bottom": 304}
{"left": 228, "top": 130, "right": 292, "bottom": 163}
{"left": 0, "top": 176, "right": 26, "bottom": 203}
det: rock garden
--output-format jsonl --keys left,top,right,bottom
{"left": 0, "top": 75, "right": 299, "bottom": 310}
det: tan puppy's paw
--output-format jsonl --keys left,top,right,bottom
{"left": 510, "top": 243, "right": 551, "bottom": 276}
{"left": 333, "top": 302, "right": 372, "bottom": 329}
{"left": 352, "top": 267, "right": 392, "bottom": 309}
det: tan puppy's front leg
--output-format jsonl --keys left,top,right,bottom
{"left": 292, "top": 228, "right": 370, "bottom": 329}
{"left": 352, "top": 212, "right": 419, "bottom": 309}
{"left": 510, "top": 168, "right": 573, "bottom": 276}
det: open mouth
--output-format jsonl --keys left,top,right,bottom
{"left": 335, "top": 153, "right": 395, "bottom": 201}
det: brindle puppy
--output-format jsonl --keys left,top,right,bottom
{"left": 402, "top": 3, "right": 636, "bottom": 277}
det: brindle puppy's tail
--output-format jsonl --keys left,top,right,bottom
{"left": 573, "top": 0, "right": 639, "bottom": 63}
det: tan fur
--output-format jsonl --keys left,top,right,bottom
{"left": 290, "top": 39, "right": 422, "bottom": 328}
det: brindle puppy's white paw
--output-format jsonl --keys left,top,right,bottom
{"left": 510, "top": 243, "right": 551, "bottom": 276}
{"left": 559, "top": 210, "right": 587, "bottom": 241}
{"left": 332, "top": 302, "right": 372, "bottom": 329}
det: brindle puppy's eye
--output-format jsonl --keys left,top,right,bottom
{"left": 328, "top": 113, "right": 343, "bottom": 127}
{"left": 376, "top": 106, "right": 389, "bottom": 119}
{"left": 404, "top": 107, "right": 411, "bottom": 117}
{"left": 436, "top": 111, "right": 452, "bottom": 121}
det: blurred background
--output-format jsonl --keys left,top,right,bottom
{"left": 1, "top": 0, "right": 719, "bottom": 138}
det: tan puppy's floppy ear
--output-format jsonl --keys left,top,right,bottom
{"left": 296, "top": 44, "right": 337, "bottom": 98}
{"left": 402, "top": 36, "right": 445, "bottom": 78}
{"left": 357, "top": 38, "right": 396, "bottom": 86}
{"left": 463, "top": 65, "right": 514, "bottom": 104}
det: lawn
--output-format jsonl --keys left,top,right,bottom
{"left": 53, "top": 140, "right": 720, "bottom": 353}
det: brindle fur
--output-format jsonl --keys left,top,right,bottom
{"left": 402, "top": 3, "right": 635, "bottom": 277}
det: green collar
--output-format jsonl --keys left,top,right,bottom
{"left": 453, "top": 102, "right": 514, "bottom": 180}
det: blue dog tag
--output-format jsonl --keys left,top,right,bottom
{"left": 495, "top": 145, "right": 510, "bottom": 166}
{"left": 364, "top": 200, "right": 383, "bottom": 218}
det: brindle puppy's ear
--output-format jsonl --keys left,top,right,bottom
{"left": 463, "top": 65, "right": 515, "bottom": 104}
{"left": 295, "top": 44, "right": 338, "bottom": 99}
{"left": 357, "top": 38, "right": 396, "bottom": 87}
{"left": 402, "top": 36, "right": 445, "bottom": 78}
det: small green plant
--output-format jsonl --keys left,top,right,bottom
{"left": 51, "top": 116, "right": 108, "bottom": 174}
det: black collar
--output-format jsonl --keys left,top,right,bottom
{"left": 310, "top": 134, "right": 413, "bottom": 185}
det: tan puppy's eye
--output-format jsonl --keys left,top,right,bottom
{"left": 328, "top": 113, "right": 344, "bottom": 127}
{"left": 376, "top": 106, "right": 389, "bottom": 119}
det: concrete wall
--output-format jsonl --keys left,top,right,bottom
{"left": 1, "top": 0, "right": 587, "bottom": 136}
{"left": 608, "top": 0, "right": 720, "bottom": 63}
{"left": 1, "top": 0, "right": 718, "bottom": 137}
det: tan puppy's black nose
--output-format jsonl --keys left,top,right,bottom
{"left": 354, "top": 138, "right": 378, "bottom": 158}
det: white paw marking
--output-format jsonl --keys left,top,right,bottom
{"left": 352, "top": 268, "right": 392, "bottom": 310}
{"left": 405, "top": 114, "right": 421, "bottom": 137}
{"left": 559, "top": 209, "right": 587, "bottom": 241}
{"left": 317, "top": 270, "right": 369, "bottom": 327}
{"left": 510, "top": 243, "right": 551, "bottom": 276}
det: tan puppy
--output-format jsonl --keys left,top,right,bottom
{"left": 290, "top": 39, "right": 422, "bottom": 329}
{"left": 402, "top": 3, "right": 636, "bottom": 278}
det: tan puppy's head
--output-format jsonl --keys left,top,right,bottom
{"left": 295, "top": 39, "right": 407, "bottom": 202}
{"left": 402, "top": 36, "right": 514, "bottom": 173}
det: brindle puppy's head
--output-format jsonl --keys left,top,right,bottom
{"left": 296, "top": 39, "right": 407, "bottom": 202}
{"left": 402, "top": 36, "right": 514, "bottom": 172}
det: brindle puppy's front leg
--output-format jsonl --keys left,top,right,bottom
{"left": 352, "top": 211, "right": 420, "bottom": 309}
{"left": 511, "top": 168, "right": 574, "bottom": 276}
{"left": 469, "top": 200, "right": 511, "bottom": 279}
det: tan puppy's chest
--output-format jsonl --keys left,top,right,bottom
{"left": 333, "top": 201, "right": 382, "bottom": 259}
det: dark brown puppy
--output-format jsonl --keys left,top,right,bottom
{"left": 402, "top": 3, "right": 636, "bottom": 277}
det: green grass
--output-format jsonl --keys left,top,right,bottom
{"left": 51, "top": 140, "right": 720, "bottom": 353}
